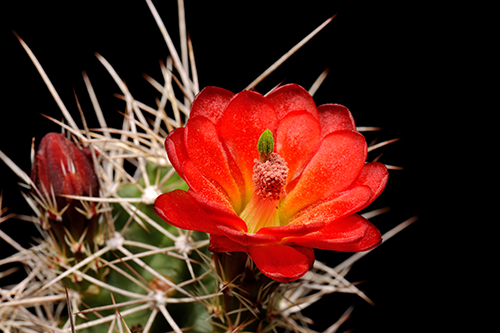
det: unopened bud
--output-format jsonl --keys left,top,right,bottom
{"left": 30, "top": 133, "right": 99, "bottom": 256}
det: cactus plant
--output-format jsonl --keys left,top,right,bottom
{"left": 0, "top": 1, "right": 418, "bottom": 332}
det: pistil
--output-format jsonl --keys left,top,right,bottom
{"left": 240, "top": 130, "right": 289, "bottom": 233}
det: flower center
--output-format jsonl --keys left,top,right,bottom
{"left": 252, "top": 153, "right": 288, "bottom": 201}
{"left": 240, "top": 152, "right": 289, "bottom": 234}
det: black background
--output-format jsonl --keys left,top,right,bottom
{"left": 3, "top": 1, "right": 456, "bottom": 332}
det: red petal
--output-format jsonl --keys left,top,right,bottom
{"left": 188, "top": 190, "right": 247, "bottom": 232}
{"left": 257, "top": 222, "right": 325, "bottom": 238}
{"left": 276, "top": 110, "right": 321, "bottom": 181}
{"left": 281, "top": 130, "right": 367, "bottom": 220}
{"left": 209, "top": 234, "right": 248, "bottom": 253}
{"left": 221, "top": 141, "right": 247, "bottom": 210}
{"left": 249, "top": 244, "right": 314, "bottom": 283}
{"left": 267, "top": 83, "right": 319, "bottom": 119}
{"left": 293, "top": 246, "right": 316, "bottom": 270}
{"left": 181, "top": 160, "right": 233, "bottom": 211}
{"left": 218, "top": 90, "right": 279, "bottom": 197}
{"left": 184, "top": 116, "right": 242, "bottom": 211}
{"left": 154, "top": 190, "right": 221, "bottom": 234}
{"left": 349, "top": 162, "right": 388, "bottom": 209}
{"left": 285, "top": 215, "right": 382, "bottom": 252}
{"left": 217, "top": 225, "right": 280, "bottom": 246}
{"left": 289, "top": 185, "right": 372, "bottom": 226}
{"left": 165, "top": 128, "right": 189, "bottom": 178}
{"left": 317, "top": 104, "right": 356, "bottom": 137}
{"left": 189, "top": 86, "right": 234, "bottom": 124}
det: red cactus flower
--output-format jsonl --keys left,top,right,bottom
{"left": 154, "top": 84, "right": 388, "bottom": 283}
{"left": 31, "top": 133, "right": 99, "bottom": 252}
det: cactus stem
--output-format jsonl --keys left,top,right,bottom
{"left": 116, "top": 245, "right": 196, "bottom": 300}
{"left": 35, "top": 245, "right": 112, "bottom": 294}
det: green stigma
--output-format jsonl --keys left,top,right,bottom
{"left": 257, "top": 129, "right": 274, "bottom": 161}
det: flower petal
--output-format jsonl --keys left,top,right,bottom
{"left": 181, "top": 160, "right": 233, "bottom": 211}
{"left": 153, "top": 190, "right": 220, "bottom": 234}
{"left": 317, "top": 104, "right": 356, "bottom": 137}
{"left": 293, "top": 245, "right": 316, "bottom": 270}
{"left": 276, "top": 110, "right": 321, "bottom": 181}
{"left": 349, "top": 162, "right": 388, "bottom": 209}
{"left": 249, "top": 244, "right": 314, "bottom": 283}
{"left": 281, "top": 130, "right": 367, "bottom": 220}
{"left": 209, "top": 234, "right": 248, "bottom": 253}
{"left": 189, "top": 86, "right": 234, "bottom": 123}
{"left": 289, "top": 185, "right": 372, "bottom": 226}
{"left": 217, "top": 225, "right": 280, "bottom": 246}
{"left": 184, "top": 116, "right": 242, "bottom": 211}
{"left": 257, "top": 222, "right": 325, "bottom": 238}
{"left": 267, "top": 83, "right": 319, "bottom": 119}
{"left": 165, "top": 128, "right": 189, "bottom": 178}
{"left": 285, "top": 215, "right": 382, "bottom": 252}
{"left": 218, "top": 90, "right": 279, "bottom": 197}
{"left": 188, "top": 190, "right": 247, "bottom": 232}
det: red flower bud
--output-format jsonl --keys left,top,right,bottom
{"left": 31, "top": 133, "right": 99, "bottom": 255}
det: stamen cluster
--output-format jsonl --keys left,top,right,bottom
{"left": 252, "top": 152, "right": 289, "bottom": 201}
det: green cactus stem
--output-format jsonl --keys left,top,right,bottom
{"left": 212, "top": 252, "right": 281, "bottom": 332}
